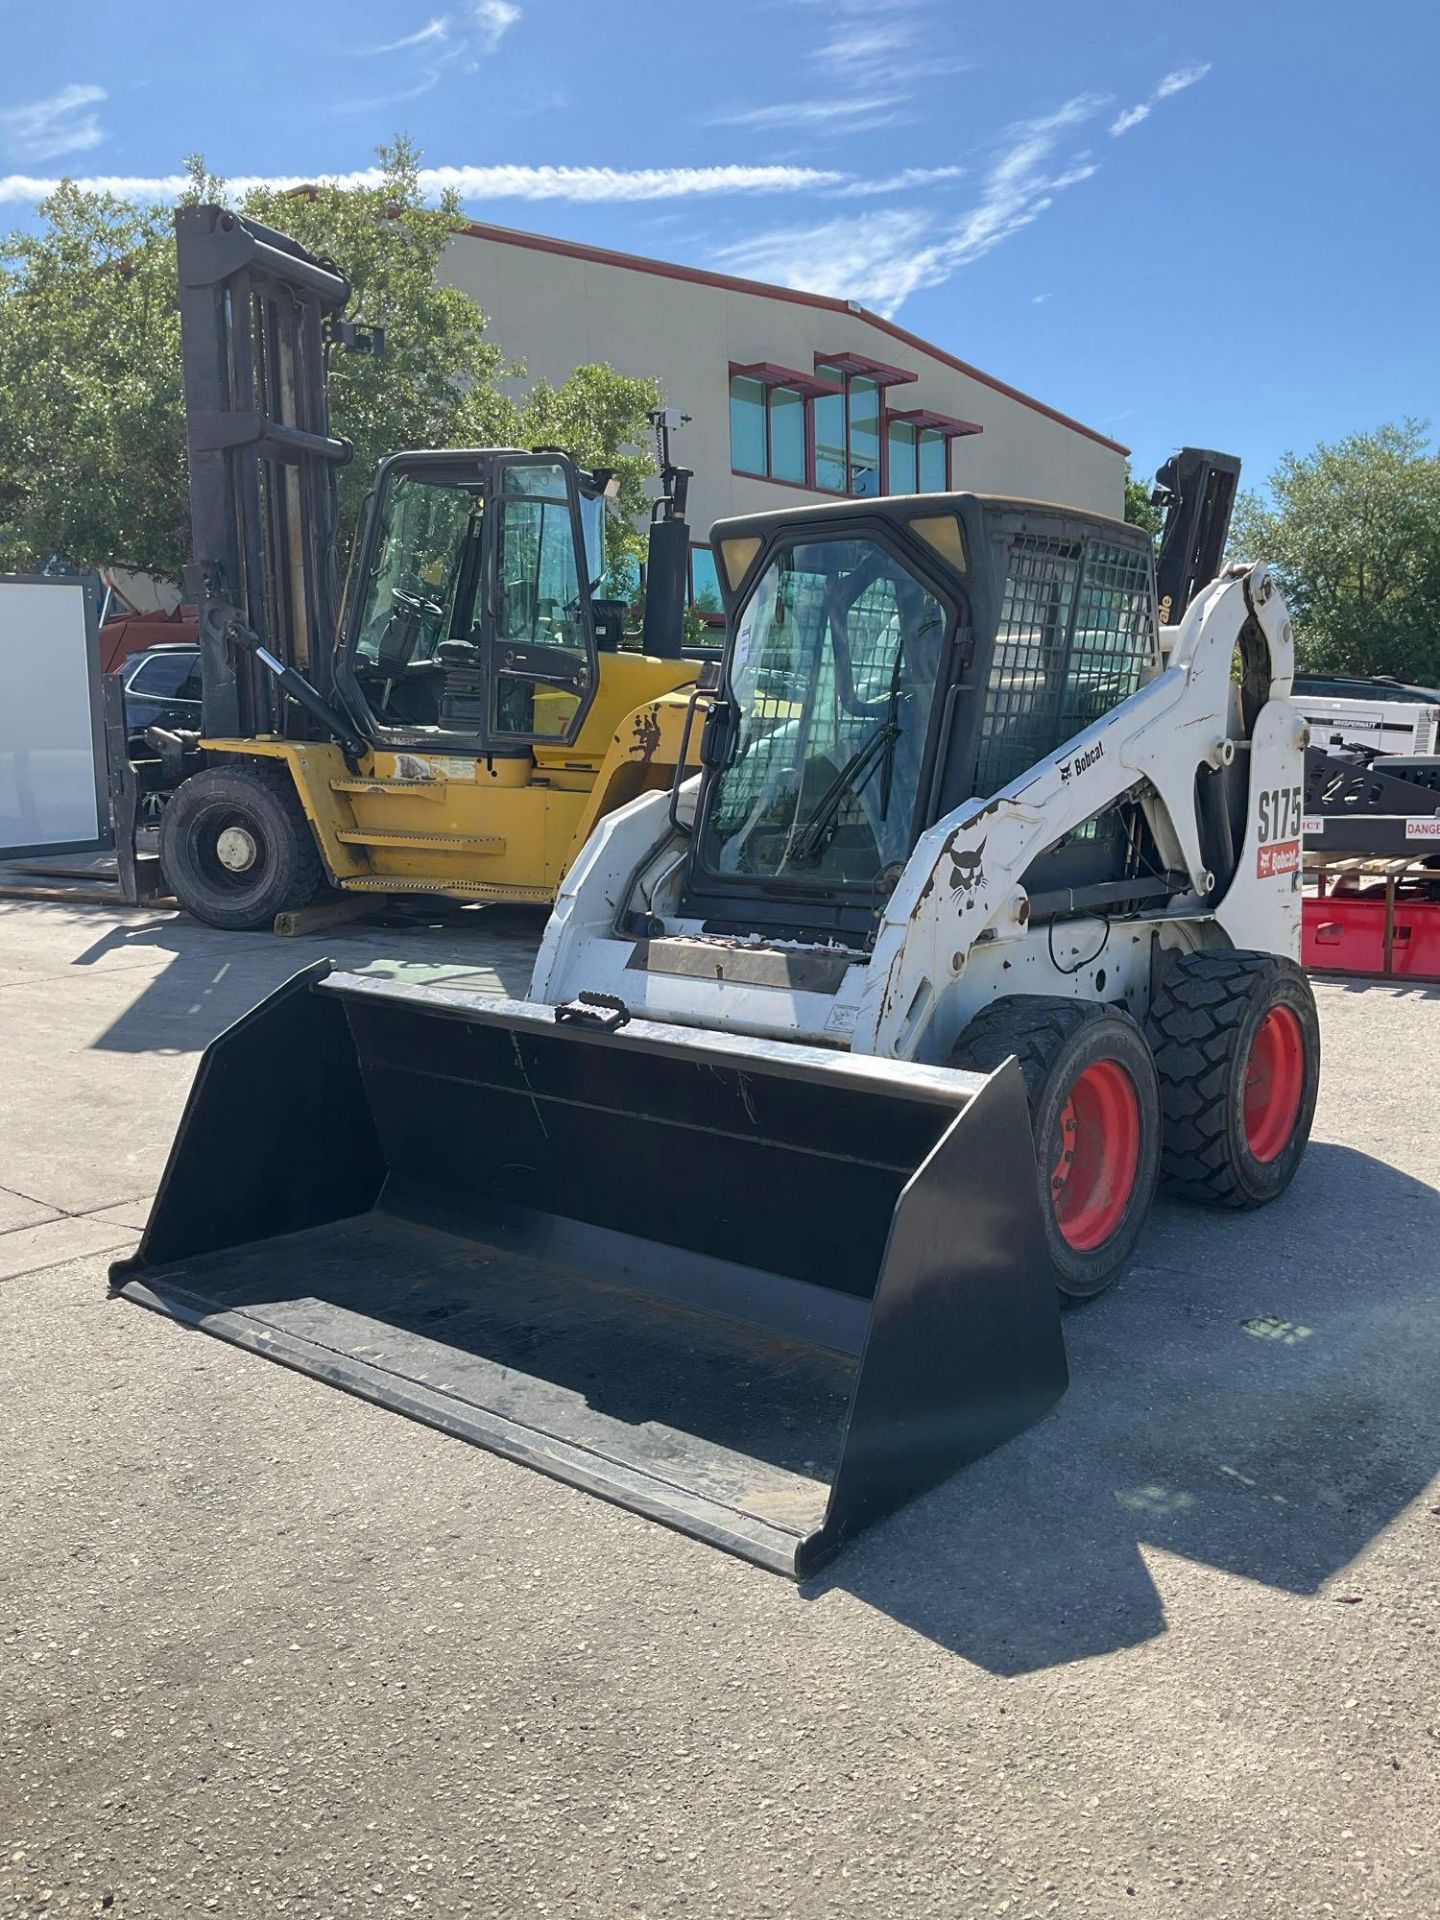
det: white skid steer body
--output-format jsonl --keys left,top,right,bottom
{"left": 533, "top": 561, "right": 1306, "bottom": 1062}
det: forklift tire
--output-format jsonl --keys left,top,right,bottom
{"left": 949, "top": 997, "right": 1162, "bottom": 1300}
{"left": 1146, "top": 949, "right": 1320, "bottom": 1209}
{"left": 160, "top": 763, "right": 326, "bottom": 932}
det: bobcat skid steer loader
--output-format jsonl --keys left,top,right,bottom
{"left": 533, "top": 487, "right": 1320, "bottom": 1301}
{"left": 114, "top": 472, "right": 1318, "bottom": 1578}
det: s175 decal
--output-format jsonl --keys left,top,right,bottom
{"left": 1256, "top": 785, "right": 1302, "bottom": 843}
{"left": 1255, "top": 783, "right": 1302, "bottom": 879}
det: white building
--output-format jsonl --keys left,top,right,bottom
{"left": 439, "top": 219, "right": 1127, "bottom": 614}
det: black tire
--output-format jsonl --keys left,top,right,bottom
{"left": 160, "top": 762, "right": 326, "bottom": 932}
{"left": 949, "top": 996, "right": 1162, "bottom": 1300}
{"left": 1146, "top": 949, "right": 1320, "bottom": 1208}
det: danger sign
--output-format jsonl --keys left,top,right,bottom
{"left": 1257, "top": 838, "right": 1301, "bottom": 878}
{"left": 1404, "top": 818, "right": 1440, "bottom": 841}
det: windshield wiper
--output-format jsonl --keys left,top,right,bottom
{"left": 785, "top": 639, "right": 907, "bottom": 870}
{"left": 784, "top": 719, "right": 900, "bottom": 869}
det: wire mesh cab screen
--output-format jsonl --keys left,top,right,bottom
{"left": 974, "top": 532, "right": 1156, "bottom": 799}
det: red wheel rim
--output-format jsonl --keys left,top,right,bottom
{"left": 1244, "top": 1005, "right": 1305, "bottom": 1163}
{"left": 1049, "top": 1060, "right": 1141, "bottom": 1252}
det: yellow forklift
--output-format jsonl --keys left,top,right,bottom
{"left": 156, "top": 205, "right": 701, "bottom": 930}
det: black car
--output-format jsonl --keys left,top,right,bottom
{"left": 122, "top": 643, "right": 202, "bottom": 747}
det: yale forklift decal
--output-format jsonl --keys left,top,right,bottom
{"left": 1255, "top": 783, "right": 1302, "bottom": 877}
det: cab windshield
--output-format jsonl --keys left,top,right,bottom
{"left": 348, "top": 461, "right": 592, "bottom": 743}
{"left": 699, "top": 537, "right": 950, "bottom": 891}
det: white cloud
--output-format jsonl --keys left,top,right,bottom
{"left": 708, "top": 97, "right": 908, "bottom": 133}
{"left": 812, "top": 13, "right": 968, "bottom": 88}
{"left": 0, "top": 162, "right": 848, "bottom": 206}
{"left": 474, "top": 0, "right": 521, "bottom": 52}
{"left": 354, "top": 16, "right": 450, "bottom": 56}
{"left": 1110, "top": 62, "right": 1211, "bottom": 136}
{"left": 714, "top": 94, "right": 1108, "bottom": 316}
{"left": 338, "top": 4, "right": 517, "bottom": 108}
{"left": 714, "top": 208, "right": 938, "bottom": 315}
{"left": 1031, "top": 291, "right": 1053, "bottom": 304}
{"left": 335, "top": 79, "right": 449, "bottom": 114}
{"left": 1109, "top": 103, "right": 1150, "bottom": 136}
{"left": 727, "top": 0, "right": 962, "bottom": 137}
{"left": 834, "top": 165, "right": 965, "bottom": 198}
{"left": 1155, "top": 63, "right": 1212, "bottom": 99}
{"left": 0, "top": 84, "right": 106, "bottom": 163}
{"left": 422, "top": 163, "right": 841, "bottom": 202}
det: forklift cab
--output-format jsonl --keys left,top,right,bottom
{"left": 337, "top": 448, "right": 610, "bottom": 754}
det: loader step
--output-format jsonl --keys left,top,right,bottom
{"left": 334, "top": 829, "right": 506, "bottom": 853}
{"left": 330, "top": 777, "right": 447, "bottom": 800}
{"left": 337, "top": 876, "right": 551, "bottom": 902}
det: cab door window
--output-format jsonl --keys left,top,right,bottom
{"left": 351, "top": 472, "right": 480, "bottom": 732}
{"left": 492, "top": 463, "right": 593, "bottom": 741}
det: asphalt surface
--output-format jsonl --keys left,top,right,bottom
{"left": 1, "top": 897, "right": 1437, "bottom": 1920}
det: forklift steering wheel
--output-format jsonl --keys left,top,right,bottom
{"left": 392, "top": 585, "right": 444, "bottom": 622}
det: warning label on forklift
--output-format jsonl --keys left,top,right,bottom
{"left": 1404, "top": 818, "right": 1440, "bottom": 840}
{"left": 1256, "top": 838, "right": 1301, "bottom": 878}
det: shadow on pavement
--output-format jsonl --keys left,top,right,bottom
{"left": 67, "top": 905, "right": 546, "bottom": 1054}
{"left": 1307, "top": 974, "right": 1440, "bottom": 1003}
{"left": 812, "top": 1142, "right": 1439, "bottom": 1675}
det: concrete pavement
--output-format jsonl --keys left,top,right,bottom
{"left": 2, "top": 898, "right": 1437, "bottom": 1919}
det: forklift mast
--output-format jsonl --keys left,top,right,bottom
{"left": 175, "top": 204, "right": 362, "bottom": 741}
{"left": 1152, "top": 447, "right": 1242, "bottom": 625}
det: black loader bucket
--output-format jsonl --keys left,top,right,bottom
{"left": 112, "top": 964, "right": 1067, "bottom": 1577}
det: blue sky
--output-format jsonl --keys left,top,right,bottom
{"left": 2, "top": 0, "right": 1436, "bottom": 490}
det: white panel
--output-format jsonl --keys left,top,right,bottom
{"left": 0, "top": 581, "right": 103, "bottom": 851}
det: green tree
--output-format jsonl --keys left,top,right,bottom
{"left": 1230, "top": 420, "right": 1440, "bottom": 684}
{"left": 1123, "top": 463, "right": 1163, "bottom": 541}
{"left": 515, "top": 362, "right": 662, "bottom": 583}
{"left": 0, "top": 139, "right": 660, "bottom": 581}
{"left": 0, "top": 183, "right": 187, "bottom": 574}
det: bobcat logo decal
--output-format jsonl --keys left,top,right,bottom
{"left": 948, "top": 838, "right": 987, "bottom": 909}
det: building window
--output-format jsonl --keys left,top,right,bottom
{"left": 847, "top": 375, "right": 882, "bottom": 496}
{"left": 769, "top": 386, "right": 806, "bottom": 483}
{"left": 918, "top": 428, "right": 949, "bottom": 492}
{"left": 729, "top": 374, "right": 809, "bottom": 484}
{"left": 888, "top": 419, "right": 918, "bottom": 495}
{"left": 689, "top": 545, "right": 723, "bottom": 621}
{"left": 813, "top": 365, "right": 847, "bottom": 492}
{"left": 729, "top": 375, "right": 767, "bottom": 476}
{"left": 812, "top": 366, "right": 889, "bottom": 495}
{"left": 730, "top": 361, "right": 973, "bottom": 497}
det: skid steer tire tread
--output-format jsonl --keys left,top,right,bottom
{"left": 161, "top": 761, "right": 327, "bottom": 932}
{"left": 1145, "top": 949, "right": 1319, "bottom": 1210}
{"left": 948, "top": 995, "right": 1161, "bottom": 1301}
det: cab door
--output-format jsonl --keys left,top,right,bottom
{"left": 485, "top": 456, "right": 598, "bottom": 747}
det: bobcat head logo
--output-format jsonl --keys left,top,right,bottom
{"left": 948, "top": 838, "right": 987, "bottom": 906}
